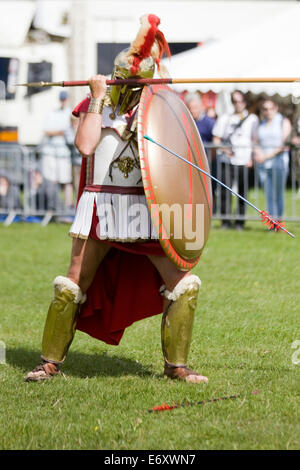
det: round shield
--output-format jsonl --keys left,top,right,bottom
{"left": 137, "top": 85, "right": 212, "bottom": 271}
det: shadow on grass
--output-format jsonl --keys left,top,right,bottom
{"left": 6, "top": 347, "right": 156, "bottom": 379}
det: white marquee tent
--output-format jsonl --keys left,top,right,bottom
{"left": 163, "top": 2, "right": 300, "bottom": 98}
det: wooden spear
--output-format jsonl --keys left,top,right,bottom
{"left": 16, "top": 77, "right": 300, "bottom": 87}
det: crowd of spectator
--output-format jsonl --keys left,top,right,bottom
{"left": 38, "top": 90, "right": 81, "bottom": 213}
{"left": 185, "top": 90, "right": 300, "bottom": 230}
{"left": 0, "top": 88, "right": 300, "bottom": 229}
{"left": 0, "top": 91, "right": 81, "bottom": 218}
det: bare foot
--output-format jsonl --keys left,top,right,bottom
{"left": 164, "top": 364, "right": 208, "bottom": 384}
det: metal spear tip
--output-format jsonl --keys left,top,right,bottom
{"left": 15, "top": 82, "right": 46, "bottom": 87}
{"left": 15, "top": 81, "right": 62, "bottom": 87}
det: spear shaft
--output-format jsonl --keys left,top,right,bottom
{"left": 16, "top": 77, "right": 300, "bottom": 88}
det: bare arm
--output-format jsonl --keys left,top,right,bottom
{"left": 75, "top": 75, "right": 107, "bottom": 157}
{"left": 252, "top": 127, "right": 266, "bottom": 163}
{"left": 45, "top": 130, "right": 65, "bottom": 137}
{"left": 212, "top": 135, "right": 234, "bottom": 157}
{"left": 212, "top": 136, "right": 221, "bottom": 147}
{"left": 282, "top": 117, "right": 292, "bottom": 144}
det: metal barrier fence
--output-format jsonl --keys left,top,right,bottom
{"left": 0, "top": 143, "right": 78, "bottom": 225}
{"left": 205, "top": 144, "right": 300, "bottom": 225}
{"left": 0, "top": 143, "right": 300, "bottom": 226}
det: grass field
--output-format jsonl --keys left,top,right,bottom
{"left": 0, "top": 220, "right": 299, "bottom": 450}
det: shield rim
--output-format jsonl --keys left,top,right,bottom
{"left": 137, "top": 84, "right": 211, "bottom": 271}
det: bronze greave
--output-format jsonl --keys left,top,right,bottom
{"left": 161, "top": 275, "right": 201, "bottom": 367}
{"left": 41, "top": 276, "right": 86, "bottom": 364}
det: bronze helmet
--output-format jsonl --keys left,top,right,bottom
{"left": 109, "top": 14, "right": 170, "bottom": 116}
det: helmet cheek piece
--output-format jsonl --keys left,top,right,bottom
{"left": 110, "top": 50, "right": 155, "bottom": 115}
{"left": 118, "top": 87, "right": 142, "bottom": 116}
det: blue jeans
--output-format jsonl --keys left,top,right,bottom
{"left": 258, "top": 161, "right": 287, "bottom": 219}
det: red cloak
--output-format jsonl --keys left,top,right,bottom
{"left": 72, "top": 98, "right": 165, "bottom": 345}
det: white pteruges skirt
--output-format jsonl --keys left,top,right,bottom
{"left": 69, "top": 191, "right": 159, "bottom": 241}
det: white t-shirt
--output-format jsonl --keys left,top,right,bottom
{"left": 212, "top": 111, "right": 259, "bottom": 165}
{"left": 43, "top": 107, "right": 72, "bottom": 146}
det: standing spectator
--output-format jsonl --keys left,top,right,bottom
{"left": 0, "top": 171, "right": 22, "bottom": 211}
{"left": 65, "top": 115, "right": 82, "bottom": 199}
{"left": 185, "top": 92, "right": 216, "bottom": 145}
{"left": 290, "top": 116, "right": 300, "bottom": 198}
{"left": 40, "top": 91, "right": 73, "bottom": 210}
{"left": 28, "top": 167, "right": 61, "bottom": 212}
{"left": 185, "top": 92, "right": 216, "bottom": 209}
{"left": 212, "top": 90, "right": 258, "bottom": 230}
{"left": 253, "top": 98, "right": 291, "bottom": 222}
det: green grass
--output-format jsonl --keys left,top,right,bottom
{"left": 0, "top": 221, "right": 299, "bottom": 450}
